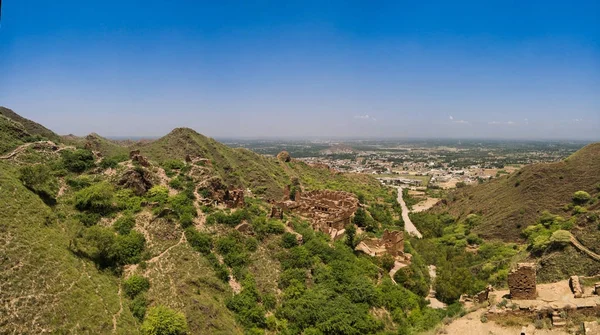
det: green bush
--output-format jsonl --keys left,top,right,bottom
{"left": 114, "top": 215, "right": 136, "bottom": 235}
{"left": 130, "top": 294, "right": 149, "bottom": 321}
{"left": 77, "top": 212, "right": 102, "bottom": 226}
{"left": 573, "top": 191, "right": 591, "bottom": 204}
{"left": 66, "top": 175, "right": 93, "bottom": 190}
{"left": 206, "top": 253, "right": 230, "bottom": 282}
{"left": 281, "top": 233, "right": 299, "bottom": 249}
{"left": 185, "top": 227, "right": 212, "bottom": 254}
{"left": 61, "top": 149, "right": 95, "bottom": 173}
{"left": 146, "top": 186, "right": 169, "bottom": 205}
{"left": 99, "top": 155, "right": 127, "bottom": 169}
{"left": 123, "top": 274, "right": 150, "bottom": 298}
{"left": 19, "top": 164, "right": 59, "bottom": 203}
{"left": 140, "top": 305, "right": 188, "bottom": 335}
{"left": 72, "top": 226, "right": 146, "bottom": 268}
{"left": 74, "top": 182, "right": 114, "bottom": 213}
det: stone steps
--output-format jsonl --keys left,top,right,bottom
{"left": 552, "top": 311, "right": 566, "bottom": 327}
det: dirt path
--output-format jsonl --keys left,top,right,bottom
{"left": 427, "top": 265, "right": 446, "bottom": 309}
{"left": 570, "top": 235, "right": 600, "bottom": 261}
{"left": 146, "top": 232, "right": 186, "bottom": 265}
{"left": 112, "top": 283, "right": 123, "bottom": 334}
{"left": 440, "top": 309, "right": 567, "bottom": 335}
{"left": 395, "top": 186, "right": 422, "bottom": 238}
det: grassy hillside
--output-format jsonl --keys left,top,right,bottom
{"left": 62, "top": 132, "right": 130, "bottom": 158}
{"left": 135, "top": 128, "right": 394, "bottom": 202}
{"left": 432, "top": 142, "right": 600, "bottom": 241}
{"left": 0, "top": 115, "right": 29, "bottom": 154}
{"left": 0, "top": 106, "right": 61, "bottom": 143}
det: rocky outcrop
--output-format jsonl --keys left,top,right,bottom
{"left": 129, "top": 150, "right": 150, "bottom": 167}
{"left": 118, "top": 168, "right": 154, "bottom": 195}
{"left": 277, "top": 151, "right": 291, "bottom": 162}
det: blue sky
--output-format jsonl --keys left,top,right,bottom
{"left": 1, "top": 1, "right": 598, "bottom": 139}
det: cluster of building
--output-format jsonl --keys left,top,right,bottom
{"left": 270, "top": 187, "right": 359, "bottom": 240}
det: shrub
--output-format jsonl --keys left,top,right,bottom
{"left": 573, "top": 206, "right": 588, "bottom": 215}
{"left": 168, "top": 178, "right": 184, "bottom": 190}
{"left": 549, "top": 230, "right": 571, "bottom": 245}
{"left": 19, "top": 164, "right": 59, "bottom": 203}
{"left": 74, "top": 182, "right": 114, "bottom": 213}
{"left": 61, "top": 149, "right": 95, "bottom": 173}
{"left": 66, "top": 175, "right": 93, "bottom": 190}
{"left": 130, "top": 294, "right": 148, "bottom": 321}
{"left": 123, "top": 275, "right": 150, "bottom": 298}
{"left": 381, "top": 254, "right": 395, "bottom": 272}
{"left": 185, "top": 227, "right": 212, "bottom": 254}
{"left": 112, "top": 231, "right": 146, "bottom": 265}
{"left": 281, "top": 232, "right": 299, "bottom": 249}
{"left": 77, "top": 212, "right": 102, "bottom": 226}
{"left": 114, "top": 215, "right": 136, "bottom": 235}
{"left": 99, "top": 155, "right": 127, "bottom": 169}
{"left": 140, "top": 305, "right": 188, "bottom": 335}
{"left": 456, "top": 181, "right": 466, "bottom": 188}
{"left": 146, "top": 186, "right": 169, "bottom": 205}
{"left": 573, "top": 191, "right": 591, "bottom": 204}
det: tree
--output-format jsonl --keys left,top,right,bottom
{"left": 573, "top": 191, "right": 591, "bottom": 204}
{"left": 19, "top": 165, "right": 58, "bottom": 204}
{"left": 140, "top": 305, "right": 189, "bottom": 335}
{"left": 74, "top": 182, "right": 114, "bottom": 213}
{"left": 124, "top": 275, "right": 150, "bottom": 298}
{"left": 353, "top": 208, "right": 367, "bottom": 227}
{"left": 61, "top": 149, "right": 95, "bottom": 172}
{"left": 282, "top": 232, "right": 299, "bottom": 249}
{"left": 345, "top": 224, "right": 357, "bottom": 249}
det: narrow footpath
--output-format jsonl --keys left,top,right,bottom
{"left": 395, "top": 186, "right": 422, "bottom": 238}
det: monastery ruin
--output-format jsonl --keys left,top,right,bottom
{"left": 271, "top": 188, "right": 359, "bottom": 239}
{"left": 508, "top": 263, "right": 537, "bottom": 300}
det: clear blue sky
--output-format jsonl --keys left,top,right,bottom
{"left": 1, "top": 1, "right": 598, "bottom": 139}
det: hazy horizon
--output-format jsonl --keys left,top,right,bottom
{"left": 1, "top": 1, "right": 599, "bottom": 140}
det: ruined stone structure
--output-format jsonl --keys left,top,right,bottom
{"left": 570, "top": 276, "right": 584, "bottom": 298}
{"left": 277, "top": 151, "right": 291, "bottom": 162}
{"left": 223, "top": 189, "right": 245, "bottom": 208}
{"left": 270, "top": 206, "right": 283, "bottom": 219}
{"left": 129, "top": 150, "right": 150, "bottom": 167}
{"left": 274, "top": 189, "right": 358, "bottom": 236}
{"left": 508, "top": 263, "right": 537, "bottom": 300}
{"left": 475, "top": 285, "right": 494, "bottom": 304}
{"left": 358, "top": 230, "right": 405, "bottom": 258}
{"left": 118, "top": 167, "right": 155, "bottom": 195}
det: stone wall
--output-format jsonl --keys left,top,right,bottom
{"left": 273, "top": 189, "right": 358, "bottom": 235}
{"left": 508, "top": 263, "right": 537, "bottom": 300}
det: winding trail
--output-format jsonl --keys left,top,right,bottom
{"left": 570, "top": 234, "right": 600, "bottom": 261}
{"left": 395, "top": 186, "right": 422, "bottom": 238}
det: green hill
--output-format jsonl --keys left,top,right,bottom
{"left": 432, "top": 142, "right": 600, "bottom": 241}
{"left": 2, "top": 109, "right": 443, "bottom": 335}
{"left": 0, "top": 114, "right": 30, "bottom": 154}
{"left": 0, "top": 106, "right": 61, "bottom": 143}
{"left": 134, "top": 128, "right": 391, "bottom": 202}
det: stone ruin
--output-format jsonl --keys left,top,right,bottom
{"left": 570, "top": 276, "right": 584, "bottom": 298}
{"left": 357, "top": 230, "right": 405, "bottom": 258}
{"left": 223, "top": 189, "right": 245, "bottom": 209}
{"left": 273, "top": 189, "right": 359, "bottom": 238}
{"left": 277, "top": 151, "right": 291, "bottom": 162}
{"left": 195, "top": 176, "right": 245, "bottom": 208}
{"left": 270, "top": 206, "right": 283, "bottom": 220}
{"left": 118, "top": 168, "right": 155, "bottom": 195}
{"left": 508, "top": 263, "right": 537, "bottom": 300}
{"left": 129, "top": 150, "right": 150, "bottom": 167}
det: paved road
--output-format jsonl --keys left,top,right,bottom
{"left": 396, "top": 186, "right": 423, "bottom": 238}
